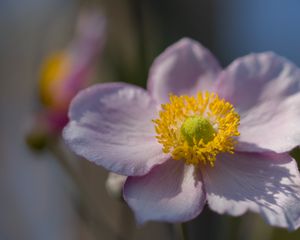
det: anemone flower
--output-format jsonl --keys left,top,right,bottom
{"left": 38, "top": 9, "right": 106, "bottom": 134}
{"left": 63, "top": 38, "right": 300, "bottom": 230}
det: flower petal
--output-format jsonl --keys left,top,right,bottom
{"left": 63, "top": 83, "right": 168, "bottom": 176}
{"left": 216, "top": 52, "right": 300, "bottom": 152}
{"left": 237, "top": 94, "right": 300, "bottom": 153}
{"left": 124, "top": 159, "right": 206, "bottom": 224}
{"left": 148, "top": 38, "right": 221, "bottom": 103}
{"left": 201, "top": 152, "right": 300, "bottom": 230}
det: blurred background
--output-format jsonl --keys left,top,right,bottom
{"left": 1, "top": 0, "right": 300, "bottom": 239}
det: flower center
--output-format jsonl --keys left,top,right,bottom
{"left": 180, "top": 116, "right": 215, "bottom": 145}
{"left": 40, "top": 52, "right": 70, "bottom": 107}
{"left": 153, "top": 92, "right": 240, "bottom": 166}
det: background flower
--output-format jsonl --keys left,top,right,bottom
{"left": 33, "top": 9, "right": 106, "bottom": 137}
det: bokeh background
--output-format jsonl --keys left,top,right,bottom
{"left": 1, "top": 0, "right": 300, "bottom": 239}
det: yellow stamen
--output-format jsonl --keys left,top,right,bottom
{"left": 39, "top": 52, "right": 70, "bottom": 107}
{"left": 153, "top": 92, "right": 240, "bottom": 166}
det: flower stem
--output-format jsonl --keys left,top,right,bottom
{"left": 180, "top": 223, "right": 189, "bottom": 240}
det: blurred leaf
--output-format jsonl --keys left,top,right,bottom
{"left": 271, "top": 228, "right": 300, "bottom": 240}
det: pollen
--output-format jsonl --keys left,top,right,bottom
{"left": 153, "top": 92, "right": 240, "bottom": 166}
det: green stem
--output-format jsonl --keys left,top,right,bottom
{"left": 180, "top": 223, "right": 189, "bottom": 240}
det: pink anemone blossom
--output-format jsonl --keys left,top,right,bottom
{"left": 63, "top": 38, "right": 300, "bottom": 230}
{"left": 38, "top": 9, "right": 106, "bottom": 134}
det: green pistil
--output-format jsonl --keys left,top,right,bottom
{"left": 180, "top": 116, "right": 215, "bottom": 145}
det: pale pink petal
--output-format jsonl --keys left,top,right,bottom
{"left": 124, "top": 159, "right": 206, "bottom": 224}
{"left": 201, "top": 152, "right": 300, "bottom": 230}
{"left": 237, "top": 94, "right": 300, "bottom": 153}
{"left": 148, "top": 38, "right": 221, "bottom": 103}
{"left": 216, "top": 52, "right": 300, "bottom": 153}
{"left": 56, "top": 10, "right": 106, "bottom": 107}
{"left": 63, "top": 10, "right": 106, "bottom": 97}
{"left": 63, "top": 83, "right": 168, "bottom": 176}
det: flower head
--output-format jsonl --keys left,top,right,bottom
{"left": 63, "top": 38, "right": 300, "bottom": 230}
{"left": 39, "top": 9, "right": 105, "bottom": 134}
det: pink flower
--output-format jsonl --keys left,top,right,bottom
{"left": 39, "top": 9, "right": 105, "bottom": 134}
{"left": 63, "top": 38, "right": 300, "bottom": 230}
